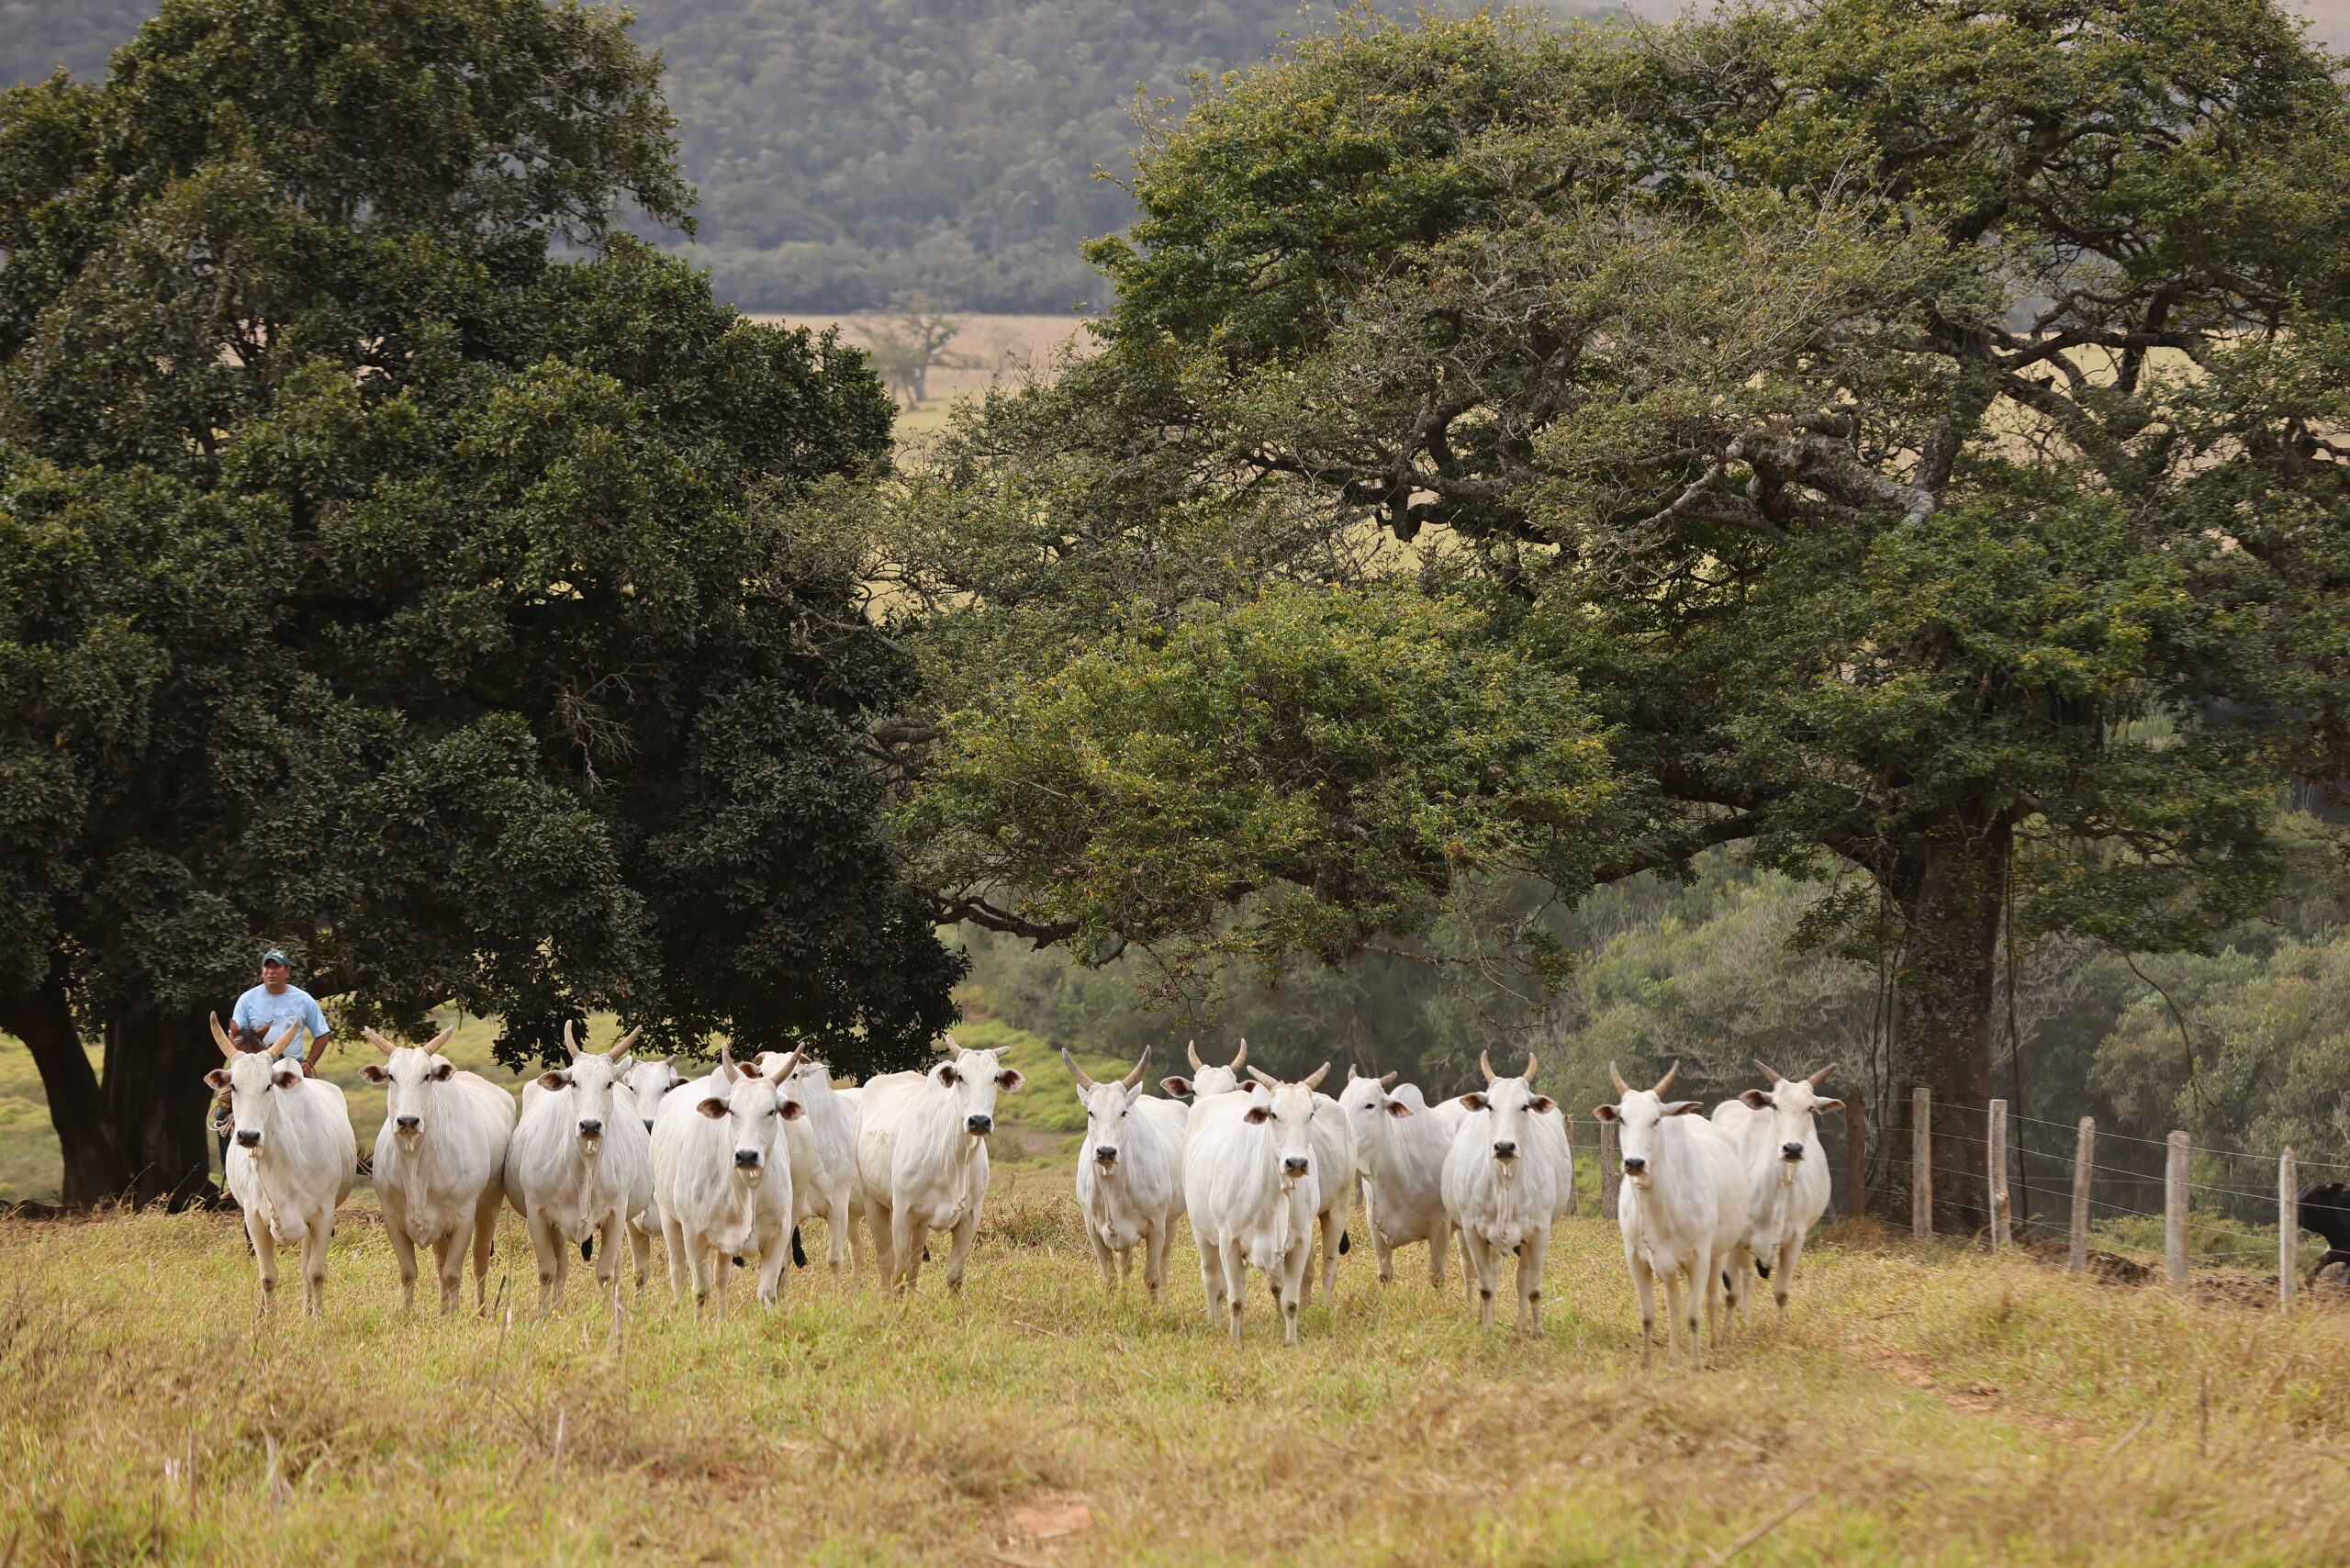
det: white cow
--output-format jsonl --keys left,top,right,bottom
{"left": 1168, "top": 1042, "right": 1354, "bottom": 1305}
{"left": 1440, "top": 1051, "right": 1566, "bottom": 1336}
{"left": 504, "top": 1023, "right": 655, "bottom": 1315}
{"left": 1340, "top": 1069, "right": 1455, "bottom": 1289}
{"left": 1160, "top": 1038, "right": 1248, "bottom": 1101}
{"left": 357, "top": 1026, "right": 515, "bottom": 1314}
{"left": 1434, "top": 1082, "right": 1572, "bottom": 1303}
{"left": 206, "top": 1017, "right": 356, "bottom": 1316}
{"left": 1595, "top": 1060, "right": 1749, "bottom": 1371}
{"left": 856, "top": 1036, "right": 1024, "bottom": 1292}
{"left": 1184, "top": 1064, "right": 1328, "bottom": 1345}
{"left": 1713, "top": 1058, "right": 1841, "bottom": 1325}
{"left": 652, "top": 1049, "right": 805, "bottom": 1314}
{"left": 756, "top": 1051, "right": 863, "bottom": 1277}
{"left": 619, "top": 1054, "right": 686, "bottom": 1135}
{"left": 1066, "top": 1049, "right": 1188, "bottom": 1296}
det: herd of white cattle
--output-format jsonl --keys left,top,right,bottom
{"left": 204, "top": 1016, "right": 1843, "bottom": 1367}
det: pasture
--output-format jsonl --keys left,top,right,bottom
{"left": 3, "top": 1177, "right": 2348, "bottom": 1564}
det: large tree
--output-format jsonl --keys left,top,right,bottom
{"left": 0, "top": 0, "right": 961, "bottom": 1206}
{"left": 890, "top": 0, "right": 2350, "bottom": 1225}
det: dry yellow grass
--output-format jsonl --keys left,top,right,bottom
{"left": 3, "top": 1177, "right": 2348, "bottom": 1565}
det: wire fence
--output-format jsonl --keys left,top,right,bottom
{"left": 1577, "top": 1088, "right": 2327, "bottom": 1300}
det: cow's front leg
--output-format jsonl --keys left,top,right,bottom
{"left": 941, "top": 1207, "right": 981, "bottom": 1294}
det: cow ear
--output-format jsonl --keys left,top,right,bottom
{"left": 1817, "top": 1098, "right": 1845, "bottom": 1114}
{"left": 1528, "top": 1095, "right": 1556, "bottom": 1114}
{"left": 778, "top": 1100, "right": 806, "bottom": 1120}
{"left": 1161, "top": 1076, "right": 1193, "bottom": 1100}
{"left": 1592, "top": 1103, "right": 1619, "bottom": 1123}
{"left": 1243, "top": 1105, "right": 1272, "bottom": 1125}
{"left": 429, "top": 1060, "right": 456, "bottom": 1082}
{"left": 1663, "top": 1101, "right": 1704, "bottom": 1116}
{"left": 272, "top": 1065, "right": 304, "bottom": 1088}
{"left": 359, "top": 1064, "right": 389, "bottom": 1084}
{"left": 204, "top": 1069, "right": 231, "bottom": 1092}
{"left": 996, "top": 1069, "right": 1024, "bottom": 1092}
{"left": 1459, "top": 1092, "right": 1489, "bottom": 1113}
{"left": 696, "top": 1097, "right": 730, "bottom": 1120}
{"left": 537, "top": 1071, "right": 571, "bottom": 1092}
{"left": 934, "top": 1063, "right": 959, "bottom": 1087}
{"left": 1385, "top": 1100, "right": 1414, "bottom": 1118}
{"left": 1740, "top": 1089, "right": 1773, "bottom": 1109}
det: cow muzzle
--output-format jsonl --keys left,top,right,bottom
{"left": 1093, "top": 1145, "right": 1118, "bottom": 1167}
{"left": 1781, "top": 1142, "right": 1805, "bottom": 1161}
{"left": 966, "top": 1114, "right": 993, "bottom": 1136}
{"left": 1282, "top": 1156, "right": 1310, "bottom": 1177}
{"left": 1493, "top": 1140, "right": 1518, "bottom": 1160}
{"left": 235, "top": 1129, "right": 262, "bottom": 1148}
{"left": 1621, "top": 1155, "right": 1648, "bottom": 1177}
{"left": 577, "top": 1119, "right": 603, "bottom": 1137}
{"left": 733, "top": 1149, "right": 762, "bottom": 1170}
{"left": 395, "top": 1114, "right": 421, "bottom": 1134}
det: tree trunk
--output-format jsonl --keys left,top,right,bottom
{"left": 0, "top": 959, "right": 134, "bottom": 1205}
{"left": 1879, "top": 811, "right": 2009, "bottom": 1236}
{"left": 103, "top": 1010, "right": 220, "bottom": 1210}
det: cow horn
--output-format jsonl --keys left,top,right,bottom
{"left": 1062, "top": 1050, "right": 1097, "bottom": 1092}
{"left": 1347, "top": 1064, "right": 1360, "bottom": 1081}
{"left": 1753, "top": 1058, "right": 1785, "bottom": 1085}
{"left": 607, "top": 1025, "right": 642, "bottom": 1063}
{"left": 1188, "top": 1040, "right": 1203, "bottom": 1070}
{"left": 1119, "top": 1049, "right": 1149, "bottom": 1092}
{"left": 564, "top": 1020, "right": 582, "bottom": 1060}
{"left": 934, "top": 1034, "right": 958, "bottom": 1055}
{"left": 1303, "top": 1061, "right": 1330, "bottom": 1090}
{"left": 1230, "top": 1040, "right": 1248, "bottom": 1072}
{"left": 1808, "top": 1062, "right": 1837, "bottom": 1087}
{"left": 1608, "top": 1061, "right": 1629, "bottom": 1094}
{"left": 1521, "top": 1051, "right": 1538, "bottom": 1084}
{"left": 1247, "top": 1067, "right": 1278, "bottom": 1090}
{"left": 767, "top": 1048, "right": 804, "bottom": 1082}
{"left": 425, "top": 1028, "right": 455, "bottom": 1055}
{"left": 210, "top": 1013, "right": 238, "bottom": 1058}
{"left": 364, "top": 1026, "right": 397, "bottom": 1056}
{"left": 1380, "top": 1070, "right": 1397, "bottom": 1088}
{"left": 1480, "top": 1050, "right": 1496, "bottom": 1082}
{"left": 1652, "top": 1061, "right": 1679, "bottom": 1096}
{"left": 266, "top": 1024, "right": 298, "bottom": 1061}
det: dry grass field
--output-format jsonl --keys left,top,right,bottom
{"left": 6, "top": 1170, "right": 2350, "bottom": 1563}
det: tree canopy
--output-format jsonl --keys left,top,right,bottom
{"left": 887, "top": 0, "right": 2350, "bottom": 1225}
{"left": 0, "top": 0, "right": 959, "bottom": 1204}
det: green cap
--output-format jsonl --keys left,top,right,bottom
{"left": 261, "top": 948, "right": 291, "bottom": 968}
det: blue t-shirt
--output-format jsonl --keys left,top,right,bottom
{"left": 231, "top": 984, "right": 331, "bottom": 1061}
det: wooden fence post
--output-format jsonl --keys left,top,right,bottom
{"left": 2165, "top": 1130, "right": 2190, "bottom": 1293}
{"left": 1563, "top": 1114, "right": 1578, "bottom": 1217}
{"left": 2280, "top": 1146, "right": 2299, "bottom": 1313}
{"left": 2070, "top": 1117, "right": 2094, "bottom": 1275}
{"left": 1846, "top": 1089, "right": 1868, "bottom": 1223}
{"left": 1988, "top": 1098, "right": 2010, "bottom": 1250}
{"left": 1911, "top": 1086, "right": 1932, "bottom": 1238}
{"left": 1599, "top": 1116, "right": 1619, "bottom": 1225}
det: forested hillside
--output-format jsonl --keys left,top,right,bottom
{"left": 6, "top": 0, "right": 1588, "bottom": 313}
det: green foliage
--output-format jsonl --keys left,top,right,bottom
{"left": 0, "top": 0, "right": 959, "bottom": 1080}
{"left": 903, "top": 585, "right": 1617, "bottom": 989}
{"left": 898, "top": 1, "right": 2350, "bottom": 1119}
{"left": 2, "top": 0, "right": 1610, "bottom": 315}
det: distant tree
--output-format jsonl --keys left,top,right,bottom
{"left": 889, "top": 1, "right": 2350, "bottom": 1226}
{"left": 0, "top": 0, "right": 960, "bottom": 1207}
{"left": 856, "top": 300, "right": 979, "bottom": 409}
